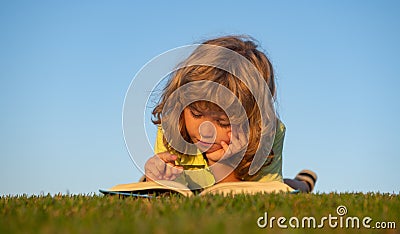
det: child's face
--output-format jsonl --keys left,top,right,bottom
{"left": 183, "top": 104, "right": 231, "bottom": 156}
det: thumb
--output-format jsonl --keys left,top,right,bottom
{"left": 158, "top": 152, "right": 178, "bottom": 163}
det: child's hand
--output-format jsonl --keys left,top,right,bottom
{"left": 206, "top": 126, "right": 248, "bottom": 163}
{"left": 145, "top": 152, "right": 183, "bottom": 181}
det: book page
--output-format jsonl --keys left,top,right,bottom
{"left": 103, "top": 180, "right": 194, "bottom": 197}
{"left": 199, "top": 181, "right": 294, "bottom": 196}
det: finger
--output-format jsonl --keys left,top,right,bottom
{"left": 164, "top": 163, "right": 174, "bottom": 180}
{"left": 154, "top": 157, "right": 166, "bottom": 177}
{"left": 168, "top": 171, "right": 182, "bottom": 181}
{"left": 145, "top": 169, "right": 160, "bottom": 181}
{"left": 158, "top": 152, "right": 178, "bottom": 163}
{"left": 164, "top": 164, "right": 183, "bottom": 180}
{"left": 171, "top": 166, "right": 184, "bottom": 175}
{"left": 169, "top": 167, "right": 184, "bottom": 181}
{"left": 145, "top": 159, "right": 162, "bottom": 179}
{"left": 221, "top": 141, "right": 229, "bottom": 152}
{"left": 221, "top": 141, "right": 232, "bottom": 157}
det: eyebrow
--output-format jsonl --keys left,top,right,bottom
{"left": 188, "top": 104, "right": 230, "bottom": 120}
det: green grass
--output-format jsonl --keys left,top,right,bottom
{"left": 1, "top": 193, "right": 399, "bottom": 234}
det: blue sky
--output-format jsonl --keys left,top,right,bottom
{"left": 1, "top": 1, "right": 399, "bottom": 195}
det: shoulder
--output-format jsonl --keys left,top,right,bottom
{"left": 276, "top": 118, "right": 286, "bottom": 135}
{"left": 273, "top": 118, "right": 286, "bottom": 147}
{"left": 154, "top": 125, "right": 167, "bottom": 154}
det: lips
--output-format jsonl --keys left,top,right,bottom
{"left": 194, "top": 139, "right": 221, "bottom": 153}
{"left": 195, "top": 139, "right": 215, "bottom": 148}
{"left": 198, "top": 140, "right": 214, "bottom": 145}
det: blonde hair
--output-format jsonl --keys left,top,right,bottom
{"left": 152, "top": 35, "right": 276, "bottom": 180}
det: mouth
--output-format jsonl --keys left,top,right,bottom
{"left": 196, "top": 140, "right": 215, "bottom": 147}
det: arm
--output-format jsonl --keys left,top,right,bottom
{"left": 144, "top": 126, "right": 183, "bottom": 181}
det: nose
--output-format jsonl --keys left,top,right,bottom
{"left": 199, "top": 121, "right": 216, "bottom": 140}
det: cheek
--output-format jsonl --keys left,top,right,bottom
{"left": 217, "top": 128, "right": 231, "bottom": 143}
{"left": 183, "top": 111, "right": 196, "bottom": 133}
{"left": 185, "top": 119, "right": 202, "bottom": 137}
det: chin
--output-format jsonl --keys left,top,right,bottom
{"left": 205, "top": 146, "right": 222, "bottom": 154}
{"left": 205, "top": 153, "right": 224, "bottom": 163}
{"left": 197, "top": 145, "right": 218, "bottom": 154}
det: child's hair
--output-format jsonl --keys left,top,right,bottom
{"left": 152, "top": 35, "right": 276, "bottom": 180}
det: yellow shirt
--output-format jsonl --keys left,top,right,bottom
{"left": 154, "top": 120, "right": 285, "bottom": 190}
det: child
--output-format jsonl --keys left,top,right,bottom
{"left": 144, "top": 35, "right": 317, "bottom": 192}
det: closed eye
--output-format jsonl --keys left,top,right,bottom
{"left": 217, "top": 120, "right": 231, "bottom": 128}
{"left": 189, "top": 109, "right": 203, "bottom": 119}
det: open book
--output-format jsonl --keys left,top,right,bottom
{"left": 99, "top": 180, "right": 296, "bottom": 197}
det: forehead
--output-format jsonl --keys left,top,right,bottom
{"left": 189, "top": 101, "right": 227, "bottom": 116}
{"left": 187, "top": 101, "right": 247, "bottom": 125}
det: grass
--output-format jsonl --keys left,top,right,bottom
{"left": 1, "top": 192, "right": 399, "bottom": 234}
